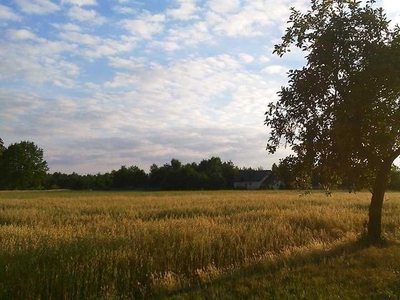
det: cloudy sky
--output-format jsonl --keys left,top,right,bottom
{"left": 0, "top": 0, "right": 399, "bottom": 174}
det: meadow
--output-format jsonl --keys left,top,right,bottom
{"left": 1, "top": 190, "right": 400, "bottom": 299}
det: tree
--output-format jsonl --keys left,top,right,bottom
{"left": 159, "top": 159, "right": 184, "bottom": 190}
{"left": 0, "top": 138, "right": 5, "bottom": 156}
{"left": 272, "top": 156, "right": 301, "bottom": 189}
{"left": 198, "top": 157, "right": 226, "bottom": 189}
{"left": 265, "top": 0, "right": 400, "bottom": 243}
{"left": 180, "top": 163, "right": 207, "bottom": 190}
{"left": 149, "top": 163, "right": 166, "bottom": 188}
{"left": 221, "top": 160, "right": 239, "bottom": 189}
{"left": 112, "top": 165, "right": 148, "bottom": 189}
{"left": 1, "top": 141, "right": 49, "bottom": 189}
{"left": 0, "top": 138, "right": 5, "bottom": 188}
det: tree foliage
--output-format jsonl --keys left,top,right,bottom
{"left": 111, "top": 165, "right": 148, "bottom": 189}
{"left": 0, "top": 138, "right": 5, "bottom": 156}
{"left": 0, "top": 141, "right": 49, "bottom": 189}
{"left": 0, "top": 139, "right": 241, "bottom": 192}
{"left": 148, "top": 157, "right": 238, "bottom": 190}
{"left": 40, "top": 157, "right": 239, "bottom": 191}
{"left": 389, "top": 165, "right": 400, "bottom": 190}
{"left": 265, "top": 0, "right": 400, "bottom": 242}
{"left": 272, "top": 156, "right": 302, "bottom": 189}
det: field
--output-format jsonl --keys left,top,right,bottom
{"left": 1, "top": 190, "right": 400, "bottom": 299}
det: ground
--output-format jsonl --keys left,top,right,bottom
{"left": 1, "top": 190, "right": 399, "bottom": 299}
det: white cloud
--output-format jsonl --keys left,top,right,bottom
{"left": 259, "top": 55, "right": 270, "bottom": 63}
{"left": 0, "top": 89, "right": 43, "bottom": 120}
{"left": 105, "top": 55, "right": 248, "bottom": 106}
{"left": 207, "top": 0, "right": 240, "bottom": 14}
{"left": 1, "top": 0, "right": 314, "bottom": 174}
{"left": 149, "top": 40, "right": 181, "bottom": 51}
{"left": 59, "top": 61, "right": 80, "bottom": 76}
{"left": 120, "top": 12, "right": 165, "bottom": 39}
{"left": 7, "top": 29, "right": 37, "bottom": 40}
{"left": 83, "top": 39, "right": 136, "bottom": 58}
{"left": 0, "top": 35, "right": 79, "bottom": 87}
{"left": 62, "top": 0, "right": 97, "bottom": 6}
{"left": 207, "top": 7, "right": 271, "bottom": 37}
{"left": 95, "top": 38, "right": 137, "bottom": 58}
{"left": 167, "top": 1, "right": 201, "bottom": 21}
{"left": 67, "top": 6, "right": 106, "bottom": 25}
{"left": 261, "top": 65, "right": 288, "bottom": 75}
{"left": 60, "top": 34, "right": 133, "bottom": 61}
{"left": 52, "top": 22, "right": 82, "bottom": 32}
{"left": 15, "top": 0, "right": 60, "bottom": 15}
{"left": 204, "top": 0, "right": 310, "bottom": 38}
{"left": 90, "top": 53, "right": 278, "bottom": 172}
{"left": 164, "top": 21, "right": 212, "bottom": 47}
{"left": 113, "top": 6, "right": 136, "bottom": 14}
{"left": 0, "top": 5, "right": 21, "bottom": 21}
{"left": 59, "top": 31, "right": 101, "bottom": 45}
{"left": 58, "top": 31, "right": 136, "bottom": 58}
{"left": 239, "top": 53, "right": 254, "bottom": 63}
{"left": 108, "top": 56, "right": 147, "bottom": 71}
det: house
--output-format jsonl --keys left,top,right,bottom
{"left": 234, "top": 170, "right": 279, "bottom": 190}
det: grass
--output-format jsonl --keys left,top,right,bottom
{"left": 170, "top": 240, "right": 400, "bottom": 299}
{"left": 0, "top": 190, "right": 400, "bottom": 299}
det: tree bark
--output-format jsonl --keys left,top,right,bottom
{"left": 368, "top": 161, "right": 392, "bottom": 244}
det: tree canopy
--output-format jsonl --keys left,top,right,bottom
{"left": 0, "top": 141, "right": 49, "bottom": 189}
{"left": 0, "top": 138, "right": 5, "bottom": 154}
{"left": 265, "top": 0, "right": 400, "bottom": 242}
{"left": 0, "top": 139, "right": 242, "bottom": 191}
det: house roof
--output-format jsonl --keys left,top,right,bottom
{"left": 235, "top": 170, "right": 273, "bottom": 182}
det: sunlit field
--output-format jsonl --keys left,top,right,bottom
{"left": 1, "top": 190, "right": 400, "bottom": 299}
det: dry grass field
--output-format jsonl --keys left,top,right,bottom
{"left": 1, "top": 190, "right": 400, "bottom": 299}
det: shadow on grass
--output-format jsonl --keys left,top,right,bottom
{"left": 165, "top": 237, "right": 400, "bottom": 299}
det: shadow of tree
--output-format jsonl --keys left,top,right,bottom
{"left": 164, "top": 237, "right": 400, "bottom": 299}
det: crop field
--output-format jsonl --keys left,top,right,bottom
{"left": 1, "top": 190, "right": 400, "bottom": 299}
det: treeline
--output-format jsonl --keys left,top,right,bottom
{"left": 45, "top": 158, "right": 239, "bottom": 190}
{"left": 0, "top": 139, "right": 239, "bottom": 190}
{"left": 2, "top": 138, "right": 400, "bottom": 191}
{"left": 272, "top": 155, "right": 400, "bottom": 191}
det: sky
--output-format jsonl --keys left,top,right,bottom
{"left": 0, "top": 0, "right": 399, "bottom": 174}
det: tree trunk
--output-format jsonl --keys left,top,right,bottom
{"left": 368, "top": 161, "right": 392, "bottom": 244}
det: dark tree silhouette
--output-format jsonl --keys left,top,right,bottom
{"left": 265, "top": 0, "right": 400, "bottom": 243}
{"left": 1, "top": 141, "right": 49, "bottom": 189}
{"left": 0, "top": 138, "right": 5, "bottom": 155}
{"left": 111, "top": 165, "right": 148, "bottom": 189}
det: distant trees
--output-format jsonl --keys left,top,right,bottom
{"left": 0, "top": 141, "right": 48, "bottom": 189}
{"left": 148, "top": 157, "right": 238, "bottom": 190}
{"left": 111, "top": 165, "right": 148, "bottom": 189}
{"left": 45, "top": 172, "right": 113, "bottom": 190}
{"left": 38, "top": 157, "right": 239, "bottom": 191}
{"left": 2, "top": 137, "right": 398, "bottom": 194}
{"left": 271, "top": 156, "right": 301, "bottom": 189}
{"left": 0, "top": 138, "right": 5, "bottom": 156}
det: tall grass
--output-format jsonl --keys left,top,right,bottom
{"left": 1, "top": 190, "right": 400, "bottom": 299}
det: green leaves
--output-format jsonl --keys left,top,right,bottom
{"left": 265, "top": 0, "right": 400, "bottom": 190}
{"left": 0, "top": 141, "right": 49, "bottom": 189}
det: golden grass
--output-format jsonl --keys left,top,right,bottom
{"left": 1, "top": 190, "right": 400, "bottom": 299}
